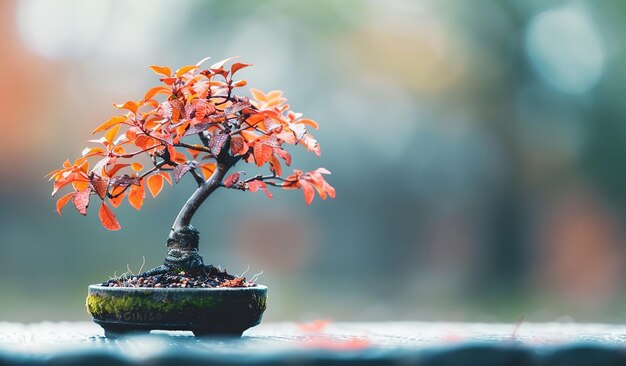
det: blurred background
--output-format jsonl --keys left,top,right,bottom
{"left": 1, "top": 0, "right": 626, "bottom": 324}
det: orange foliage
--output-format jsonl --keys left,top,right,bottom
{"left": 48, "top": 57, "right": 335, "bottom": 230}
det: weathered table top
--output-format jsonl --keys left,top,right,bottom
{"left": 2, "top": 321, "right": 626, "bottom": 365}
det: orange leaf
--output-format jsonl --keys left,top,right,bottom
{"left": 72, "top": 180, "right": 90, "bottom": 192}
{"left": 148, "top": 65, "right": 171, "bottom": 77}
{"left": 246, "top": 113, "right": 265, "bottom": 126}
{"left": 98, "top": 202, "right": 121, "bottom": 231}
{"left": 200, "top": 163, "right": 216, "bottom": 180}
{"left": 82, "top": 147, "right": 106, "bottom": 158}
{"left": 300, "top": 180, "right": 315, "bottom": 205}
{"left": 104, "top": 124, "right": 121, "bottom": 145}
{"left": 160, "top": 77, "right": 177, "bottom": 85}
{"left": 109, "top": 186, "right": 126, "bottom": 208}
{"left": 131, "top": 163, "right": 143, "bottom": 172}
{"left": 160, "top": 172, "right": 172, "bottom": 185}
{"left": 143, "top": 86, "right": 171, "bottom": 101}
{"left": 176, "top": 64, "right": 199, "bottom": 77}
{"left": 250, "top": 88, "right": 267, "bottom": 102}
{"left": 113, "top": 100, "right": 138, "bottom": 114}
{"left": 253, "top": 141, "right": 273, "bottom": 167}
{"left": 56, "top": 192, "right": 74, "bottom": 215}
{"left": 72, "top": 189, "right": 91, "bottom": 216}
{"left": 240, "top": 129, "right": 259, "bottom": 143}
{"left": 93, "top": 116, "right": 126, "bottom": 134}
{"left": 147, "top": 174, "right": 164, "bottom": 198}
{"left": 128, "top": 181, "right": 145, "bottom": 210}
{"left": 297, "top": 118, "right": 319, "bottom": 129}
{"left": 104, "top": 163, "right": 129, "bottom": 178}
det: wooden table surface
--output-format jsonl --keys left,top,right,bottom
{"left": 2, "top": 321, "right": 626, "bottom": 365}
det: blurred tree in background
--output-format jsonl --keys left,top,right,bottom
{"left": 1, "top": 0, "right": 626, "bottom": 323}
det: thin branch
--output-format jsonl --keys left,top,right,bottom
{"left": 116, "top": 144, "right": 162, "bottom": 159}
{"left": 228, "top": 121, "right": 253, "bottom": 136}
{"left": 221, "top": 173, "right": 292, "bottom": 190}
{"left": 243, "top": 173, "right": 286, "bottom": 183}
{"left": 189, "top": 168, "right": 205, "bottom": 186}
{"left": 174, "top": 142, "right": 213, "bottom": 155}
{"left": 198, "top": 131, "right": 210, "bottom": 147}
{"left": 107, "top": 161, "right": 166, "bottom": 198}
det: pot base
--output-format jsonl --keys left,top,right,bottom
{"left": 86, "top": 284, "right": 267, "bottom": 338}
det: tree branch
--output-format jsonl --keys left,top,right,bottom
{"left": 169, "top": 162, "right": 230, "bottom": 234}
{"left": 107, "top": 161, "right": 166, "bottom": 198}
{"left": 189, "top": 167, "right": 205, "bottom": 187}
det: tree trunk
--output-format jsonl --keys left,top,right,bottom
{"left": 163, "top": 162, "right": 231, "bottom": 271}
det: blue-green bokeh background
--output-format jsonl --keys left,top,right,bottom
{"left": 2, "top": 0, "right": 626, "bottom": 323}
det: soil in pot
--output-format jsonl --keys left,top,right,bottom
{"left": 101, "top": 264, "right": 251, "bottom": 289}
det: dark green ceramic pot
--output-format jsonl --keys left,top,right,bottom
{"left": 86, "top": 284, "right": 267, "bottom": 338}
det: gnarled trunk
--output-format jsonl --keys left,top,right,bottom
{"left": 163, "top": 158, "right": 235, "bottom": 272}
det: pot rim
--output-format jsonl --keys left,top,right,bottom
{"left": 88, "top": 284, "right": 267, "bottom": 292}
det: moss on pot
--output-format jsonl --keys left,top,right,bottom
{"left": 86, "top": 293, "right": 224, "bottom": 318}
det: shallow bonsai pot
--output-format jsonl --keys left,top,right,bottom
{"left": 86, "top": 284, "right": 267, "bottom": 338}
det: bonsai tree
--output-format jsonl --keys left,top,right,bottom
{"left": 47, "top": 57, "right": 335, "bottom": 279}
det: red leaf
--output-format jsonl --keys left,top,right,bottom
{"left": 56, "top": 192, "right": 74, "bottom": 215}
{"left": 248, "top": 180, "right": 273, "bottom": 199}
{"left": 300, "top": 180, "right": 315, "bottom": 205}
{"left": 91, "top": 175, "right": 108, "bottom": 199}
{"left": 264, "top": 117, "right": 282, "bottom": 132}
{"left": 225, "top": 102, "right": 250, "bottom": 116}
{"left": 209, "top": 133, "right": 228, "bottom": 156}
{"left": 98, "top": 202, "right": 121, "bottom": 231}
{"left": 230, "top": 135, "right": 246, "bottom": 155}
{"left": 269, "top": 156, "right": 282, "bottom": 176}
{"left": 72, "top": 189, "right": 91, "bottom": 216}
{"left": 276, "top": 149, "right": 292, "bottom": 166}
{"left": 223, "top": 172, "right": 240, "bottom": 188}
{"left": 230, "top": 62, "right": 252, "bottom": 75}
{"left": 173, "top": 164, "right": 193, "bottom": 183}
{"left": 253, "top": 141, "right": 273, "bottom": 167}
{"left": 184, "top": 122, "right": 212, "bottom": 136}
{"left": 147, "top": 174, "right": 164, "bottom": 198}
